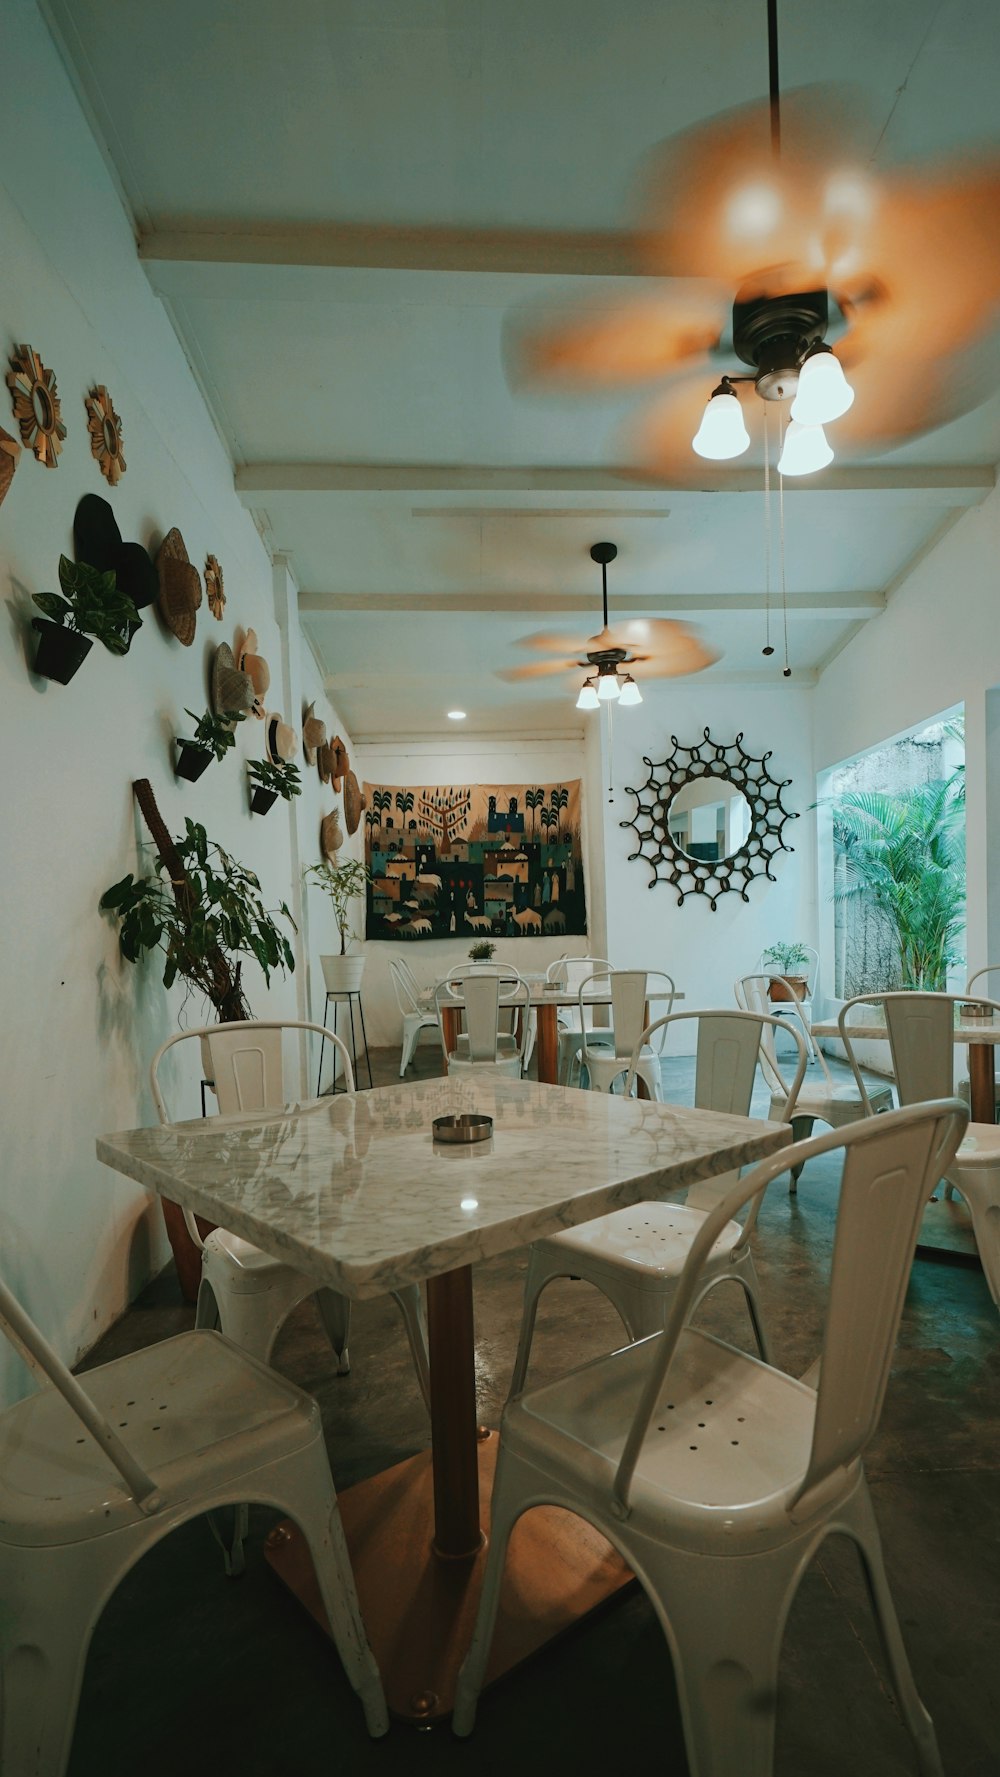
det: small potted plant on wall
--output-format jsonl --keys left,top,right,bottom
{"left": 761, "top": 940, "right": 812, "bottom": 1001}
{"left": 304, "top": 858, "right": 371, "bottom": 994}
{"left": 31, "top": 554, "right": 140, "bottom": 683}
{"left": 175, "top": 707, "right": 247, "bottom": 782}
{"left": 468, "top": 939, "right": 496, "bottom": 962}
{"left": 248, "top": 756, "right": 301, "bottom": 814}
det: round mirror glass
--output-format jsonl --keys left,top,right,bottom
{"left": 31, "top": 383, "right": 53, "bottom": 431}
{"left": 667, "top": 776, "right": 752, "bottom": 862}
{"left": 103, "top": 415, "right": 120, "bottom": 454}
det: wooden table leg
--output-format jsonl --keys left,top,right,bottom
{"left": 426, "top": 1267, "right": 482, "bottom": 1558}
{"left": 535, "top": 1001, "right": 559, "bottom": 1083}
{"left": 968, "top": 1041, "right": 996, "bottom": 1124}
{"left": 440, "top": 1005, "right": 460, "bottom": 1073}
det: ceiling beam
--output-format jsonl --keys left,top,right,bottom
{"left": 237, "top": 461, "right": 995, "bottom": 503}
{"left": 298, "top": 590, "right": 885, "bottom": 618}
{"left": 139, "top": 221, "right": 638, "bottom": 277}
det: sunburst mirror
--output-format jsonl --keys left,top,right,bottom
{"left": 7, "top": 344, "right": 66, "bottom": 468}
{"left": 85, "top": 384, "right": 126, "bottom": 484}
{"left": 204, "top": 554, "right": 225, "bottom": 620}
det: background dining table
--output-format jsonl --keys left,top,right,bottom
{"left": 98, "top": 1074, "right": 788, "bottom": 1721}
{"left": 439, "top": 982, "right": 683, "bottom": 1085}
{"left": 811, "top": 1009, "right": 998, "bottom": 1123}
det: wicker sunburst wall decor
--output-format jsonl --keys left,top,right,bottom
{"left": 85, "top": 384, "right": 126, "bottom": 484}
{"left": 6, "top": 344, "right": 66, "bottom": 467}
{"left": 621, "top": 728, "right": 797, "bottom": 909}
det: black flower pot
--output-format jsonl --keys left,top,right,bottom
{"left": 250, "top": 785, "right": 278, "bottom": 814}
{"left": 32, "top": 619, "right": 93, "bottom": 685}
{"left": 175, "top": 740, "right": 213, "bottom": 782}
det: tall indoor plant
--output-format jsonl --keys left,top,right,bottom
{"left": 832, "top": 777, "right": 965, "bottom": 991}
{"left": 304, "top": 857, "right": 371, "bottom": 993}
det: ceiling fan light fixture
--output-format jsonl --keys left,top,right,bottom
{"left": 691, "top": 381, "right": 750, "bottom": 460}
{"left": 777, "top": 419, "right": 834, "bottom": 477}
{"left": 618, "top": 675, "right": 642, "bottom": 706}
{"left": 576, "top": 679, "right": 600, "bottom": 711}
{"left": 596, "top": 670, "right": 621, "bottom": 702}
{"left": 790, "top": 343, "right": 855, "bottom": 426}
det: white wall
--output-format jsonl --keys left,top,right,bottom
{"left": 596, "top": 679, "right": 817, "bottom": 1051}
{"left": 0, "top": 3, "right": 349, "bottom": 1399}
{"left": 355, "top": 734, "right": 602, "bottom": 1046}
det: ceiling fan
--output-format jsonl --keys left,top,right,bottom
{"left": 498, "top": 542, "right": 717, "bottom": 706}
{"left": 513, "top": 16, "right": 1000, "bottom": 479}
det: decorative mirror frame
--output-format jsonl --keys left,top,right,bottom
{"left": 85, "top": 384, "right": 126, "bottom": 484}
{"left": 204, "top": 554, "right": 225, "bottom": 620}
{"left": 6, "top": 344, "right": 66, "bottom": 468}
{"left": 621, "top": 728, "right": 797, "bottom": 909}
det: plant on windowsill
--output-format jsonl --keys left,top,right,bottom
{"left": 175, "top": 707, "right": 247, "bottom": 781}
{"left": 31, "top": 555, "right": 141, "bottom": 682}
{"left": 761, "top": 940, "right": 811, "bottom": 1002}
{"left": 304, "top": 857, "right": 371, "bottom": 994}
{"left": 248, "top": 756, "right": 302, "bottom": 814}
{"left": 468, "top": 940, "right": 497, "bottom": 962}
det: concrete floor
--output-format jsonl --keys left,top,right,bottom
{"left": 70, "top": 1044, "right": 1000, "bottom": 1777}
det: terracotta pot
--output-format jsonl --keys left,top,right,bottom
{"left": 768, "top": 975, "right": 808, "bottom": 1003}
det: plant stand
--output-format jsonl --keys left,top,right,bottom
{"left": 317, "top": 989, "right": 373, "bottom": 1094}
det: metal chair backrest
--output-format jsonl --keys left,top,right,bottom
{"left": 838, "top": 992, "right": 1000, "bottom": 1112}
{"left": 736, "top": 973, "right": 836, "bottom": 1092}
{"left": 578, "top": 969, "right": 677, "bottom": 1063}
{"left": 967, "top": 966, "right": 1000, "bottom": 996}
{"left": 389, "top": 957, "right": 425, "bottom": 1018}
{"left": 557, "top": 957, "right": 613, "bottom": 1032}
{"left": 151, "top": 1019, "right": 355, "bottom": 1122}
{"left": 435, "top": 967, "right": 530, "bottom": 1065}
{"left": 611, "top": 1098, "right": 967, "bottom": 1521}
{"left": 0, "top": 1270, "right": 161, "bottom": 1511}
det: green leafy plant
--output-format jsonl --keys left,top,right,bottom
{"left": 32, "top": 555, "right": 140, "bottom": 655}
{"left": 761, "top": 940, "right": 811, "bottom": 974}
{"left": 468, "top": 939, "right": 496, "bottom": 961}
{"left": 831, "top": 778, "right": 965, "bottom": 991}
{"left": 248, "top": 758, "right": 302, "bottom": 800}
{"left": 100, "top": 818, "right": 296, "bottom": 1019}
{"left": 182, "top": 707, "right": 247, "bottom": 762}
{"left": 303, "top": 858, "right": 371, "bottom": 954}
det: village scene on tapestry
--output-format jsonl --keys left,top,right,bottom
{"left": 363, "top": 781, "right": 587, "bottom": 940}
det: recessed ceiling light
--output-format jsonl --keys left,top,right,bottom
{"left": 447, "top": 710, "right": 467, "bottom": 720}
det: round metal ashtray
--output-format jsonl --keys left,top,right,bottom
{"left": 432, "top": 1114, "right": 494, "bottom": 1145}
{"left": 960, "top": 1001, "right": 995, "bottom": 1021}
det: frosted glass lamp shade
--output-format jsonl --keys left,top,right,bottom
{"left": 778, "top": 420, "right": 834, "bottom": 476}
{"left": 576, "top": 681, "right": 600, "bottom": 710}
{"left": 617, "top": 677, "right": 642, "bottom": 706}
{"left": 596, "top": 672, "right": 621, "bottom": 702}
{"left": 692, "top": 390, "right": 750, "bottom": 460}
{"left": 791, "top": 346, "right": 855, "bottom": 425}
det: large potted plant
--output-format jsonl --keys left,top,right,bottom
{"left": 761, "top": 941, "right": 811, "bottom": 1002}
{"left": 831, "top": 779, "right": 965, "bottom": 990}
{"left": 31, "top": 555, "right": 140, "bottom": 682}
{"left": 304, "top": 858, "right": 371, "bottom": 993}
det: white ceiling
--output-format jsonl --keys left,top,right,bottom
{"left": 47, "top": 0, "right": 1000, "bottom": 735}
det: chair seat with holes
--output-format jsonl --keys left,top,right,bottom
{"left": 770, "top": 1080, "right": 893, "bottom": 1123}
{"left": 532, "top": 1202, "right": 742, "bottom": 1295}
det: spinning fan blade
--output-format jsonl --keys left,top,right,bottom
{"left": 512, "top": 285, "right": 729, "bottom": 389}
{"left": 497, "top": 657, "right": 591, "bottom": 682}
{"left": 625, "top": 639, "right": 718, "bottom": 679}
{"left": 629, "top": 372, "right": 759, "bottom": 484}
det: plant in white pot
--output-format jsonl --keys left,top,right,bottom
{"left": 761, "top": 940, "right": 812, "bottom": 1002}
{"left": 304, "top": 857, "right": 371, "bottom": 993}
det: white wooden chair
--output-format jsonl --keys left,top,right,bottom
{"left": 736, "top": 974, "right": 893, "bottom": 1188}
{"left": 456, "top": 1100, "right": 967, "bottom": 1775}
{"left": 839, "top": 991, "right": 1000, "bottom": 1309}
{"left": 435, "top": 967, "right": 530, "bottom": 1078}
{"left": 506, "top": 1008, "right": 807, "bottom": 1398}
{"left": 0, "top": 1273, "right": 389, "bottom": 1776}
{"left": 388, "top": 957, "right": 439, "bottom": 1076}
{"left": 577, "top": 969, "right": 677, "bottom": 1101}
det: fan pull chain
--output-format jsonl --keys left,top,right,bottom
{"left": 778, "top": 415, "right": 791, "bottom": 678}
{"left": 607, "top": 700, "right": 615, "bottom": 804}
{"left": 762, "top": 407, "right": 773, "bottom": 657}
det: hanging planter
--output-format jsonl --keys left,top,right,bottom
{"left": 250, "top": 784, "right": 278, "bottom": 815}
{"left": 174, "top": 740, "right": 213, "bottom": 783}
{"left": 31, "top": 619, "right": 93, "bottom": 684}
{"left": 174, "top": 707, "right": 246, "bottom": 782}
{"left": 248, "top": 756, "right": 301, "bottom": 815}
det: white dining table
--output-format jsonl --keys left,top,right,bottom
{"left": 811, "top": 1010, "right": 998, "bottom": 1123}
{"left": 439, "top": 983, "right": 683, "bottom": 1085}
{"left": 97, "top": 1074, "right": 788, "bottom": 1722}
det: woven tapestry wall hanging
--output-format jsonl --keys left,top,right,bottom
{"left": 363, "top": 781, "right": 587, "bottom": 939}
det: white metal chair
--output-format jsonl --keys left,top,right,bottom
{"left": 150, "top": 1021, "right": 431, "bottom": 1400}
{"left": 759, "top": 944, "right": 820, "bottom": 1061}
{"left": 507, "top": 1008, "right": 808, "bottom": 1398}
{"left": 389, "top": 957, "right": 440, "bottom": 1077}
{"left": 456, "top": 1100, "right": 967, "bottom": 1774}
{"left": 545, "top": 955, "right": 616, "bottom": 1083}
{"left": 736, "top": 974, "right": 893, "bottom": 1188}
{"left": 839, "top": 992, "right": 1000, "bottom": 1309}
{"left": 435, "top": 967, "right": 530, "bottom": 1078}
{"left": 577, "top": 969, "right": 677, "bottom": 1101}
{"left": 0, "top": 1275, "right": 389, "bottom": 1776}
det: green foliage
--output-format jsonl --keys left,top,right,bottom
{"left": 32, "top": 556, "right": 140, "bottom": 655}
{"left": 761, "top": 940, "right": 811, "bottom": 973}
{"left": 183, "top": 707, "right": 246, "bottom": 762}
{"left": 248, "top": 757, "right": 302, "bottom": 800}
{"left": 468, "top": 940, "right": 496, "bottom": 961}
{"left": 831, "top": 778, "right": 966, "bottom": 991}
{"left": 304, "top": 857, "right": 371, "bottom": 954}
{"left": 100, "top": 819, "right": 296, "bottom": 1011}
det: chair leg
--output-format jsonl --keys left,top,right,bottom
{"left": 0, "top": 1549, "right": 108, "bottom": 1777}
{"left": 315, "top": 1288, "right": 352, "bottom": 1375}
{"left": 789, "top": 1116, "right": 815, "bottom": 1191}
{"left": 390, "top": 1284, "right": 432, "bottom": 1412}
{"left": 194, "top": 1276, "right": 221, "bottom": 1332}
{"left": 948, "top": 1177, "right": 1000, "bottom": 1307}
{"left": 400, "top": 1020, "right": 417, "bottom": 1077}
{"left": 452, "top": 1446, "right": 532, "bottom": 1737}
{"left": 842, "top": 1483, "right": 943, "bottom": 1776}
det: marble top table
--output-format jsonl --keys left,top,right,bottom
{"left": 98, "top": 1075, "right": 787, "bottom": 1720}
{"left": 439, "top": 984, "right": 683, "bottom": 1086}
{"left": 812, "top": 1010, "right": 999, "bottom": 1124}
